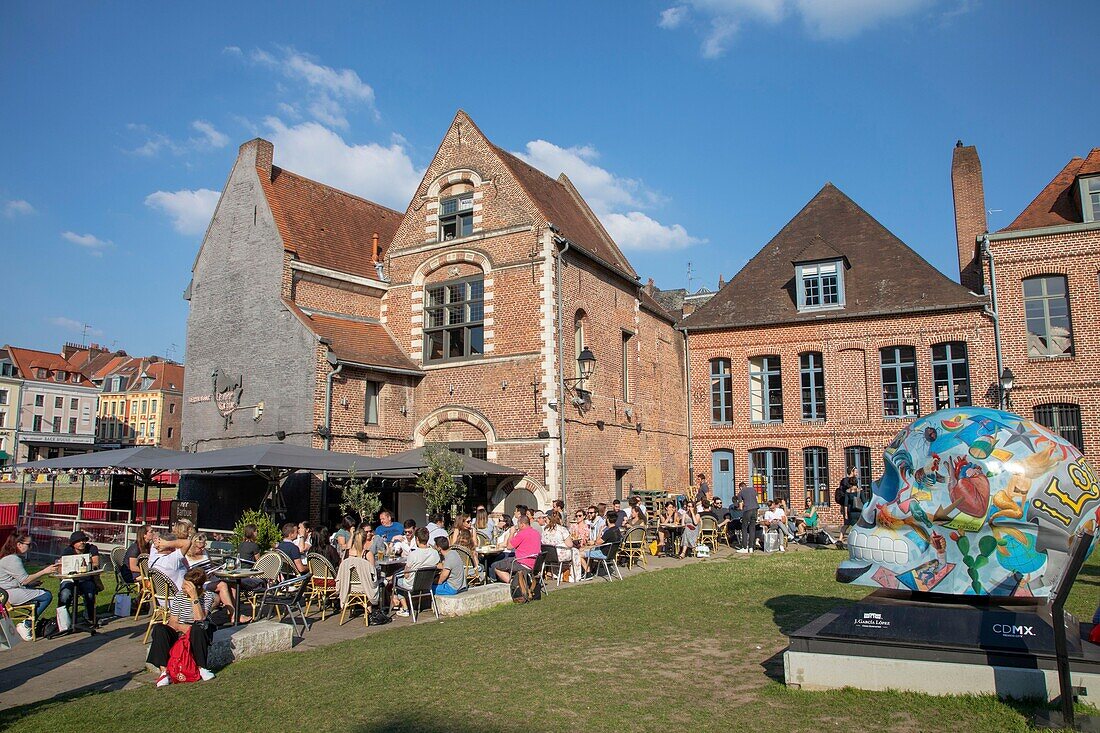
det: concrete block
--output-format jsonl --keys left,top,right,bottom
{"left": 435, "top": 585, "right": 510, "bottom": 617}
{"left": 207, "top": 621, "right": 293, "bottom": 669}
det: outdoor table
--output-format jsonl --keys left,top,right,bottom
{"left": 54, "top": 569, "right": 106, "bottom": 637}
{"left": 659, "top": 524, "right": 684, "bottom": 557}
{"left": 213, "top": 568, "right": 263, "bottom": 626}
{"left": 375, "top": 560, "right": 406, "bottom": 614}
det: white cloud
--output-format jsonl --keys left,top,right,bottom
{"left": 514, "top": 140, "right": 702, "bottom": 252}
{"left": 659, "top": 6, "right": 689, "bottom": 28}
{"left": 190, "top": 120, "right": 229, "bottom": 149}
{"left": 222, "top": 45, "right": 242, "bottom": 56}
{"left": 48, "top": 317, "right": 103, "bottom": 337}
{"left": 262, "top": 118, "right": 422, "bottom": 211}
{"left": 144, "top": 189, "right": 221, "bottom": 235}
{"left": 604, "top": 212, "right": 702, "bottom": 251}
{"left": 246, "top": 47, "right": 377, "bottom": 127}
{"left": 61, "top": 231, "right": 112, "bottom": 256}
{"left": 3, "top": 199, "right": 35, "bottom": 217}
{"left": 664, "top": 0, "right": 936, "bottom": 55}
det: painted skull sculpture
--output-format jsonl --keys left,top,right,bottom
{"left": 837, "top": 407, "right": 1099, "bottom": 597}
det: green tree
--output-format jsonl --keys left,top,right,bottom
{"left": 339, "top": 470, "right": 383, "bottom": 525}
{"left": 417, "top": 443, "right": 465, "bottom": 522}
{"left": 230, "top": 509, "right": 281, "bottom": 551}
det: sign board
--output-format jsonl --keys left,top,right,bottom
{"left": 169, "top": 500, "right": 199, "bottom": 527}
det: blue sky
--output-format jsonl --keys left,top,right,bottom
{"left": 2, "top": 2, "right": 1097, "bottom": 359}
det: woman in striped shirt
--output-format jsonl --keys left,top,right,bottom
{"left": 146, "top": 566, "right": 222, "bottom": 686}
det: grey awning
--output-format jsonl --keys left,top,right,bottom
{"left": 371, "top": 446, "right": 525, "bottom": 478}
{"left": 171, "top": 442, "right": 425, "bottom": 475}
{"left": 17, "top": 446, "right": 190, "bottom": 471}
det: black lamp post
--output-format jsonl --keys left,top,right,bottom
{"left": 999, "top": 367, "right": 1015, "bottom": 411}
{"left": 577, "top": 346, "right": 596, "bottom": 381}
{"left": 565, "top": 346, "right": 597, "bottom": 406}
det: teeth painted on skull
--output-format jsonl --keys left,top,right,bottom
{"left": 837, "top": 407, "right": 1099, "bottom": 598}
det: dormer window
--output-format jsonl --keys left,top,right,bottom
{"left": 1081, "top": 175, "right": 1100, "bottom": 223}
{"left": 796, "top": 259, "right": 844, "bottom": 311}
{"left": 440, "top": 193, "right": 474, "bottom": 240}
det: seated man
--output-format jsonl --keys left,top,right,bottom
{"left": 491, "top": 513, "right": 541, "bottom": 584}
{"left": 370, "top": 511, "right": 403, "bottom": 555}
{"left": 432, "top": 536, "right": 467, "bottom": 597}
{"left": 762, "top": 501, "right": 795, "bottom": 552}
{"left": 59, "top": 531, "right": 100, "bottom": 626}
{"left": 581, "top": 511, "right": 622, "bottom": 577}
{"left": 394, "top": 527, "right": 440, "bottom": 617}
{"left": 533, "top": 510, "right": 549, "bottom": 539}
{"left": 276, "top": 523, "right": 308, "bottom": 574}
{"left": 727, "top": 499, "right": 744, "bottom": 547}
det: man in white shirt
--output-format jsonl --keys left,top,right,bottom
{"left": 394, "top": 527, "right": 440, "bottom": 617}
{"left": 763, "top": 500, "right": 795, "bottom": 551}
{"left": 425, "top": 513, "right": 448, "bottom": 545}
{"left": 533, "top": 510, "right": 549, "bottom": 540}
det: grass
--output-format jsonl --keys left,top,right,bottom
{"left": 3, "top": 549, "right": 1097, "bottom": 732}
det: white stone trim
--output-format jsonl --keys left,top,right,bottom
{"left": 288, "top": 260, "right": 388, "bottom": 292}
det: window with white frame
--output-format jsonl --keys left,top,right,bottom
{"left": 931, "top": 342, "right": 971, "bottom": 409}
{"left": 1081, "top": 175, "right": 1100, "bottom": 223}
{"left": 365, "top": 381, "right": 380, "bottom": 425}
{"left": 881, "top": 346, "right": 919, "bottom": 418}
{"left": 424, "top": 276, "right": 485, "bottom": 363}
{"left": 439, "top": 193, "right": 474, "bottom": 240}
{"left": 621, "top": 331, "right": 632, "bottom": 402}
{"left": 710, "top": 358, "right": 732, "bottom": 424}
{"left": 749, "top": 355, "right": 783, "bottom": 423}
{"left": 799, "top": 352, "right": 826, "bottom": 420}
{"left": 796, "top": 260, "right": 844, "bottom": 310}
{"left": 0, "top": 389, "right": 6, "bottom": 405}
{"left": 1023, "top": 275, "right": 1073, "bottom": 357}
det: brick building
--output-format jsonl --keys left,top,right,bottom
{"left": 964, "top": 146, "right": 1100, "bottom": 464}
{"left": 182, "top": 111, "right": 688, "bottom": 526}
{"left": 4, "top": 346, "right": 98, "bottom": 463}
{"left": 680, "top": 183, "right": 996, "bottom": 522}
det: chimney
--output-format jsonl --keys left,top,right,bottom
{"left": 951, "top": 141, "right": 987, "bottom": 293}
{"left": 371, "top": 233, "right": 380, "bottom": 262}
{"left": 238, "top": 138, "right": 274, "bottom": 175}
{"left": 644, "top": 277, "right": 655, "bottom": 295}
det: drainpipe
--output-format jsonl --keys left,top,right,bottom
{"left": 981, "top": 234, "right": 1005, "bottom": 409}
{"left": 553, "top": 231, "right": 571, "bottom": 510}
{"left": 679, "top": 327, "right": 693, "bottom": 482}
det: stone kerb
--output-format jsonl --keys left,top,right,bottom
{"left": 434, "top": 584, "right": 511, "bottom": 617}
{"left": 144, "top": 620, "right": 294, "bottom": 672}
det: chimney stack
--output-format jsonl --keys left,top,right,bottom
{"left": 371, "top": 233, "right": 380, "bottom": 262}
{"left": 238, "top": 138, "right": 274, "bottom": 175}
{"left": 951, "top": 141, "right": 987, "bottom": 293}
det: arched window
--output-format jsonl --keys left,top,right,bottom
{"left": 803, "top": 446, "right": 830, "bottom": 506}
{"left": 1033, "top": 404, "right": 1083, "bottom": 451}
{"left": 749, "top": 356, "right": 782, "bottom": 423}
{"left": 573, "top": 310, "right": 588, "bottom": 387}
{"left": 710, "top": 358, "right": 732, "bottom": 424}
{"left": 844, "top": 446, "right": 872, "bottom": 493}
{"left": 424, "top": 276, "right": 484, "bottom": 363}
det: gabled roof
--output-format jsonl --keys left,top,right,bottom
{"left": 282, "top": 300, "right": 421, "bottom": 375}
{"left": 6, "top": 346, "right": 93, "bottom": 386}
{"left": 92, "top": 354, "right": 133, "bottom": 382}
{"left": 257, "top": 165, "right": 403, "bottom": 281}
{"left": 491, "top": 145, "right": 638, "bottom": 279}
{"left": 145, "top": 361, "right": 184, "bottom": 392}
{"left": 681, "top": 184, "right": 983, "bottom": 330}
{"left": 1002, "top": 149, "right": 1100, "bottom": 231}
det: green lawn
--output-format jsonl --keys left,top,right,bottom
{"left": 4, "top": 549, "right": 1097, "bottom": 732}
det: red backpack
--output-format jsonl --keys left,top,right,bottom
{"left": 167, "top": 628, "right": 201, "bottom": 684}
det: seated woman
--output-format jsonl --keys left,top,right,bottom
{"left": 494, "top": 515, "right": 515, "bottom": 548}
{"left": 59, "top": 531, "right": 101, "bottom": 626}
{"left": 308, "top": 527, "right": 342, "bottom": 568}
{"left": 347, "top": 526, "right": 375, "bottom": 560}
{"left": 473, "top": 507, "right": 496, "bottom": 544}
{"left": 626, "top": 505, "right": 646, "bottom": 528}
{"left": 678, "top": 503, "right": 701, "bottom": 559}
{"left": 570, "top": 510, "right": 589, "bottom": 545}
{"left": 122, "top": 524, "right": 153, "bottom": 585}
{"left": 331, "top": 517, "right": 355, "bottom": 560}
{"left": 147, "top": 566, "right": 223, "bottom": 686}
{"left": 184, "top": 534, "right": 236, "bottom": 612}
{"left": 656, "top": 502, "right": 680, "bottom": 556}
{"left": 449, "top": 514, "right": 472, "bottom": 546}
{"left": 542, "top": 511, "right": 580, "bottom": 582}
{"left": 0, "top": 532, "right": 59, "bottom": 639}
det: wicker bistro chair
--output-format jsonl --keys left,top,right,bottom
{"left": 240, "top": 551, "right": 283, "bottom": 618}
{"left": 303, "top": 553, "right": 339, "bottom": 620}
{"left": 619, "top": 527, "right": 648, "bottom": 569}
{"left": 452, "top": 546, "right": 483, "bottom": 587}
{"left": 133, "top": 555, "right": 154, "bottom": 618}
{"left": 256, "top": 573, "right": 312, "bottom": 636}
{"left": 338, "top": 565, "right": 374, "bottom": 627}
{"left": 395, "top": 567, "right": 439, "bottom": 623}
{"left": 110, "top": 546, "right": 136, "bottom": 605}
{"left": 273, "top": 549, "right": 299, "bottom": 578}
{"left": 1, "top": 587, "right": 39, "bottom": 642}
{"left": 143, "top": 569, "right": 179, "bottom": 644}
{"left": 697, "top": 517, "right": 720, "bottom": 555}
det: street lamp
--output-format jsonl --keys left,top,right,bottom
{"left": 999, "top": 367, "right": 1015, "bottom": 411}
{"left": 564, "top": 346, "right": 597, "bottom": 406}
{"left": 577, "top": 346, "right": 596, "bottom": 381}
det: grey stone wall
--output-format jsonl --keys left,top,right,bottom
{"left": 182, "top": 141, "right": 317, "bottom": 453}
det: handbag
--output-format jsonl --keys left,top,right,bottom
{"left": 167, "top": 628, "right": 201, "bottom": 684}
{"left": 113, "top": 594, "right": 132, "bottom": 617}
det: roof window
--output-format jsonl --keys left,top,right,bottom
{"left": 796, "top": 259, "right": 845, "bottom": 311}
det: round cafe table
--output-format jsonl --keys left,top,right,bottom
{"left": 659, "top": 525, "right": 684, "bottom": 557}
{"left": 214, "top": 568, "right": 263, "bottom": 626}
{"left": 54, "top": 568, "right": 106, "bottom": 637}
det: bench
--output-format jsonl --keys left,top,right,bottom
{"left": 434, "top": 584, "right": 510, "bottom": 617}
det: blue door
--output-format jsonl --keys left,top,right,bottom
{"left": 712, "top": 450, "right": 735, "bottom": 505}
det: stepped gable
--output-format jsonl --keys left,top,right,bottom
{"left": 681, "top": 183, "right": 982, "bottom": 330}
{"left": 282, "top": 300, "right": 420, "bottom": 374}
{"left": 1002, "top": 148, "right": 1100, "bottom": 231}
{"left": 258, "top": 166, "right": 403, "bottom": 280}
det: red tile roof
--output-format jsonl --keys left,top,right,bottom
{"left": 283, "top": 300, "right": 420, "bottom": 374}
{"left": 1002, "top": 149, "right": 1100, "bottom": 231}
{"left": 258, "top": 166, "right": 403, "bottom": 281}
{"left": 146, "top": 361, "right": 185, "bottom": 392}
{"left": 6, "top": 346, "right": 93, "bottom": 386}
{"left": 491, "top": 145, "right": 638, "bottom": 279}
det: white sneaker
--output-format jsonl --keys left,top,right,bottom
{"left": 199, "top": 668, "right": 215, "bottom": 681}
{"left": 395, "top": 608, "right": 409, "bottom": 617}
{"left": 16, "top": 620, "right": 32, "bottom": 641}
{"left": 736, "top": 548, "right": 749, "bottom": 554}
{"left": 779, "top": 546, "right": 786, "bottom": 552}
{"left": 155, "top": 673, "right": 171, "bottom": 687}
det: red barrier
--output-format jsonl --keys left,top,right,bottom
{"left": 0, "top": 504, "right": 18, "bottom": 526}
